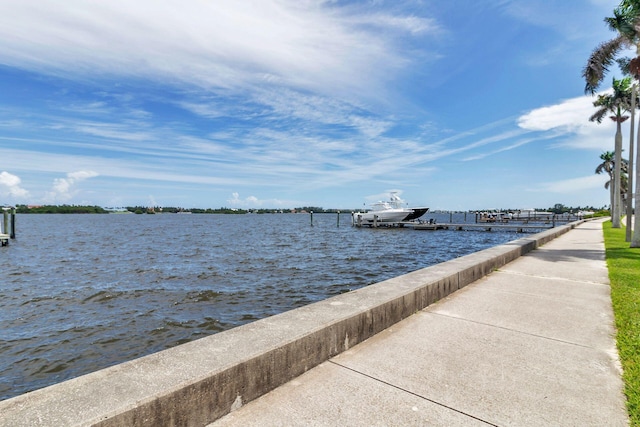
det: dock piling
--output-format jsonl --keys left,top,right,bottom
{"left": 1, "top": 208, "right": 9, "bottom": 246}
{"left": 10, "top": 207, "right": 16, "bottom": 239}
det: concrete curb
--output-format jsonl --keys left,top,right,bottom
{"left": 0, "top": 221, "right": 584, "bottom": 427}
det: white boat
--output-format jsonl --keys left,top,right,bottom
{"left": 512, "top": 209, "right": 555, "bottom": 220}
{"left": 353, "top": 193, "right": 429, "bottom": 226}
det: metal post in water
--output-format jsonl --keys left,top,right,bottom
{"left": 310, "top": 211, "right": 313, "bottom": 226}
{"left": 10, "top": 207, "right": 16, "bottom": 238}
{"left": 337, "top": 211, "right": 340, "bottom": 227}
{"left": 449, "top": 212, "right": 453, "bottom": 223}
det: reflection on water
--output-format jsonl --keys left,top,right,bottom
{"left": 1, "top": 212, "right": 521, "bottom": 400}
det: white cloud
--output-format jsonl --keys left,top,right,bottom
{"left": 228, "top": 192, "right": 259, "bottom": 208}
{"left": 227, "top": 192, "right": 293, "bottom": 208}
{"left": 46, "top": 170, "right": 99, "bottom": 203}
{"left": 0, "top": 0, "right": 430, "bottom": 102}
{"left": 517, "top": 94, "right": 619, "bottom": 151}
{"left": 518, "top": 96, "right": 598, "bottom": 132}
{"left": 0, "top": 171, "right": 30, "bottom": 199}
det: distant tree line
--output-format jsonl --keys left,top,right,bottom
{"left": 11, "top": 203, "right": 607, "bottom": 215}
{"left": 123, "top": 206, "right": 249, "bottom": 214}
{"left": 125, "top": 206, "right": 350, "bottom": 214}
{"left": 15, "top": 204, "right": 108, "bottom": 214}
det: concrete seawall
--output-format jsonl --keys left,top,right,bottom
{"left": 0, "top": 222, "right": 581, "bottom": 426}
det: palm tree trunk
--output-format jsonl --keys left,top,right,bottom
{"left": 610, "top": 178, "right": 615, "bottom": 217}
{"left": 613, "top": 121, "right": 623, "bottom": 228}
{"left": 632, "top": 113, "right": 640, "bottom": 246}
{"left": 627, "top": 85, "right": 636, "bottom": 241}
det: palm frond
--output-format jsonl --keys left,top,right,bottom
{"left": 590, "top": 105, "right": 609, "bottom": 123}
{"left": 617, "top": 57, "right": 632, "bottom": 74}
{"left": 606, "top": 9, "right": 637, "bottom": 39}
{"left": 617, "top": 0, "right": 640, "bottom": 39}
{"left": 583, "top": 37, "right": 626, "bottom": 94}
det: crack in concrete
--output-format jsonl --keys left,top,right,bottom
{"left": 328, "top": 360, "right": 499, "bottom": 426}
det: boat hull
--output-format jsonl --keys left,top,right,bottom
{"left": 352, "top": 193, "right": 429, "bottom": 226}
{"left": 403, "top": 207, "right": 429, "bottom": 221}
{"left": 353, "top": 207, "right": 429, "bottom": 225}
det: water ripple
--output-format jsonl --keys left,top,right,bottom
{"left": 1, "top": 212, "right": 520, "bottom": 400}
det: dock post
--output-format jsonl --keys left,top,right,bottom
{"left": 310, "top": 211, "right": 313, "bottom": 227}
{"left": 337, "top": 211, "right": 340, "bottom": 227}
{"left": 10, "top": 207, "right": 15, "bottom": 239}
{"left": 3, "top": 209, "right": 7, "bottom": 236}
{"left": 373, "top": 215, "right": 378, "bottom": 228}
{"left": 449, "top": 211, "right": 453, "bottom": 222}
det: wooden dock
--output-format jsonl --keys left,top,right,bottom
{"left": 406, "top": 222, "right": 554, "bottom": 232}
{"left": 353, "top": 220, "right": 556, "bottom": 232}
{"left": 351, "top": 211, "right": 578, "bottom": 231}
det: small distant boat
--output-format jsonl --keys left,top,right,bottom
{"left": 353, "top": 193, "right": 429, "bottom": 226}
{"left": 512, "top": 209, "right": 554, "bottom": 220}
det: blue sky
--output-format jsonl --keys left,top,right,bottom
{"left": 0, "top": 0, "right": 629, "bottom": 210}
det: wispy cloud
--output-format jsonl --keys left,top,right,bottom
{"left": 530, "top": 174, "right": 608, "bottom": 194}
{"left": 0, "top": 0, "right": 432, "bottom": 103}
{"left": 0, "top": 1, "right": 619, "bottom": 209}
{"left": 349, "top": 12, "right": 441, "bottom": 35}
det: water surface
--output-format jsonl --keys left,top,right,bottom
{"left": 1, "top": 212, "right": 529, "bottom": 400}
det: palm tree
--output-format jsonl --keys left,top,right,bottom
{"left": 584, "top": 1, "right": 640, "bottom": 241}
{"left": 589, "top": 77, "right": 632, "bottom": 227}
{"left": 583, "top": 5, "right": 640, "bottom": 94}
{"left": 596, "top": 151, "right": 616, "bottom": 214}
{"left": 621, "top": 169, "right": 630, "bottom": 213}
{"left": 596, "top": 151, "right": 630, "bottom": 214}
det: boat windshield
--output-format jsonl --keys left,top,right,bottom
{"left": 370, "top": 193, "right": 405, "bottom": 211}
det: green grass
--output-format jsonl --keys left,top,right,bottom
{"left": 603, "top": 220, "right": 640, "bottom": 426}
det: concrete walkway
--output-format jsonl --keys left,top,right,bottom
{"left": 211, "top": 219, "right": 629, "bottom": 426}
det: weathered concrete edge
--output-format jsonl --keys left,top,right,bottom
{"left": 0, "top": 221, "right": 583, "bottom": 427}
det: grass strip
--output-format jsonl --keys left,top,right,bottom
{"left": 603, "top": 220, "right": 640, "bottom": 426}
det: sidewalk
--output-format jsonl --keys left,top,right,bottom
{"left": 211, "top": 219, "right": 629, "bottom": 426}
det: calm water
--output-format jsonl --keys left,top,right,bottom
{"left": 1, "top": 212, "right": 532, "bottom": 400}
